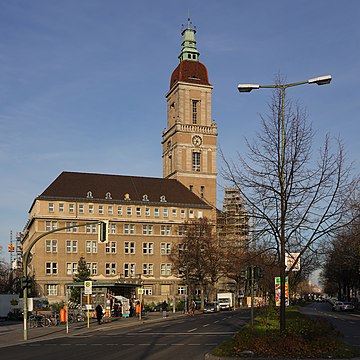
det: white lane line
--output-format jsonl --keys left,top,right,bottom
{"left": 123, "top": 343, "right": 135, "bottom": 346}
{"left": 203, "top": 324, "right": 210, "bottom": 327}
{"left": 171, "top": 343, "right": 185, "bottom": 346}
{"left": 188, "top": 343, "right": 201, "bottom": 346}
{"left": 188, "top": 328, "right": 197, "bottom": 332}
{"left": 138, "top": 328, "right": 152, "bottom": 332}
{"left": 214, "top": 320, "right": 219, "bottom": 323}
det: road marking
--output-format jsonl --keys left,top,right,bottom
{"left": 171, "top": 343, "right": 184, "bottom": 346}
{"left": 123, "top": 343, "right": 135, "bottom": 346}
{"left": 188, "top": 328, "right": 197, "bottom": 332}
{"left": 139, "top": 343, "right": 151, "bottom": 346}
{"left": 214, "top": 320, "right": 219, "bottom": 323}
{"left": 138, "top": 328, "right": 152, "bottom": 332}
{"left": 188, "top": 343, "right": 201, "bottom": 346}
{"left": 203, "top": 324, "right": 210, "bottom": 327}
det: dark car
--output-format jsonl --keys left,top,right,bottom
{"left": 203, "top": 302, "right": 219, "bottom": 313}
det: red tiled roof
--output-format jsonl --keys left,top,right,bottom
{"left": 38, "top": 171, "right": 210, "bottom": 207}
{"left": 170, "top": 60, "right": 211, "bottom": 88}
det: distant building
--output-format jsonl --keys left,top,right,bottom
{"left": 21, "top": 19, "right": 219, "bottom": 304}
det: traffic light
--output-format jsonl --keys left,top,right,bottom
{"left": 21, "top": 276, "right": 32, "bottom": 290}
{"left": 255, "top": 266, "right": 264, "bottom": 279}
{"left": 98, "top": 220, "right": 109, "bottom": 243}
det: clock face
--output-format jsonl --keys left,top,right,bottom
{"left": 192, "top": 135, "right": 202, "bottom": 147}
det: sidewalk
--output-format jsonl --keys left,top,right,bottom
{"left": 0, "top": 311, "right": 186, "bottom": 348}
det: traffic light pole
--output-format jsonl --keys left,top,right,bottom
{"left": 22, "top": 220, "right": 107, "bottom": 341}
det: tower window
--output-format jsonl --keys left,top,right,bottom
{"left": 192, "top": 152, "right": 201, "bottom": 172}
{"left": 200, "top": 186, "right": 205, "bottom": 198}
{"left": 192, "top": 100, "right": 198, "bottom": 124}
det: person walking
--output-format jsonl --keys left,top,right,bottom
{"left": 161, "top": 300, "right": 167, "bottom": 318}
{"left": 95, "top": 304, "right": 103, "bottom": 324}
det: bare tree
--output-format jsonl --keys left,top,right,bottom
{"left": 169, "top": 218, "right": 222, "bottom": 309}
{"left": 222, "top": 76, "right": 358, "bottom": 332}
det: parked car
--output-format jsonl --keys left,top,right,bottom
{"left": 332, "top": 301, "right": 355, "bottom": 312}
{"left": 203, "top": 302, "right": 219, "bottom": 313}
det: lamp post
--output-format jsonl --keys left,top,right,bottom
{"left": 237, "top": 75, "right": 331, "bottom": 332}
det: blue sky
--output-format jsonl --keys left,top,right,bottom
{"left": 1, "top": 0, "right": 359, "bottom": 262}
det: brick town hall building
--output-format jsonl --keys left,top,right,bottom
{"left": 21, "top": 19, "right": 220, "bottom": 306}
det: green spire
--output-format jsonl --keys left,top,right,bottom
{"left": 179, "top": 18, "right": 200, "bottom": 62}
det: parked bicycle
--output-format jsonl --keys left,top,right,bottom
{"left": 29, "top": 314, "right": 51, "bottom": 328}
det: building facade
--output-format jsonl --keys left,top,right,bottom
{"left": 21, "top": 19, "right": 218, "bottom": 305}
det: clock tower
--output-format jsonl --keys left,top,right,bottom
{"left": 162, "top": 19, "right": 217, "bottom": 209}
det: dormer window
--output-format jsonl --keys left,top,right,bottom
{"left": 142, "top": 194, "right": 149, "bottom": 202}
{"left": 105, "top": 192, "right": 112, "bottom": 200}
{"left": 87, "top": 191, "right": 93, "bottom": 199}
{"left": 160, "top": 195, "right": 167, "bottom": 202}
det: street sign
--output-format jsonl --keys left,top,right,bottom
{"left": 285, "top": 253, "right": 301, "bottom": 271}
{"left": 84, "top": 280, "right": 92, "bottom": 295}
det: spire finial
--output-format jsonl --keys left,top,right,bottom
{"left": 179, "top": 18, "right": 199, "bottom": 63}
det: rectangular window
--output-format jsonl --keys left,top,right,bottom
{"left": 198, "top": 210, "right": 203, "bottom": 218}
{"left": 142, "top": 242, "right": 154, "bottom": 255}
{"left": 145, "top": 207, "right": 150, "bottom": 216}
{"left": 59, "top": 203, "right": 64, "bottom": 212}
{"left": 124, "top": 241, "right": 135, "bottom": 254}
{"left": 192, "top": 100, "right": 198, "bottom": 124}
{"left": 89, "top": 204, "right": 94, "bottom": 214}
{"left": 161, "top": 225, "right": 171, "bottom": 236}
{"left": 117, "top": 206, "right": 123, "bottom": 216}
{"left": 108, "top": 205, "right": 113, "bottom": 215}
{"left": 127, "top": 207, "right": 132, "bottom": 216}
{"left": 78, "top": 204, "right": 84, "bottom": 214}
{"left": 142, "top": 224, "right": 153, "bottom": 235}
{"left": 178, "top": 286, "right": 186, "bottom": 295}
{"left": 111, "top": 223, "right": 116, "bottom": 234}
{"left": 160, "top": 263, "right": 171, "bottom": 276}
{"left": 69, "top": 204, "right": 75, "bottom": 213}
{"left": 98, "top": 205, "right": 104, "bottom": 215}
{"left": 86, "top": 224, "right": 91, "bottom": 233}
{"left": 46, "top": 262, "right": 58, "bottom": 275}
{"left": 66, "top": 262, "right": 78, "bottom": 275}
{"left": 143, "top": 263, "right": 154, "bottom": 276}
{"left": 105, "top": 263, "right": 117, "bottom": 276}
{"left": 163, "top": 208, "right": 168, "bottom": 217}
{"left": 105, "top": 241, "right": 117, "bottom": 254}
{"left": 46, "top": 284, "right": 57, "bottom": 296}
{"left": 45, "top": 221, "right": 58, "bottom": 231}
{"left": 45, "top": 240, "right": 57, "bottom": 253}
{"left": 180, "top": 209, "right": 186, "bottom": 218}
{"left": 192, "top": 152, "right": 201, "bottom": 172}
{"left": 189, "top": 209, "right": 194, "bottom": 219}
{"left": 136, "top": 207, "right": 141, "bottom": 216}
{"left": 124, "top": 224, "right": 135, "bottom": 235}
{"left": 66, "top": 240, "right": 78, "bottom": 253}
{"left": 160, "top": 242, "right": 171, "bottom": 255}
{"left": 172, "top": 209, "right": 177, "bottom": 217}
{"left": 87, "top": 262, "right": 98, "bottom": 275}
{"left": 48, "top": 203, "right": 54, "bottom": 213}
{"left": 124, "top": 263, "right": 136, "bottom": 278}
{"left": 154, "top": 208, "right": 159, "bottom": 217}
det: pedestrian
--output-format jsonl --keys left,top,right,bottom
{"left": 95, "top": 304, "right": 103, "bottom": 324}
{"left": 135, "top": 301, "right": 141, "bottom": 317}
{"left": 161, "top": 300, "right": 167, "bottom": 318}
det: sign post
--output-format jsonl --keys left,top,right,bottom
{"left": 84, "top": 281, "right": 92, "bottom": 328}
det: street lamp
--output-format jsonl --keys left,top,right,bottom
{"left": 237, "top": 75, "right": 331, "bottom": 332}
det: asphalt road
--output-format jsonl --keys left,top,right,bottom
{"left": 299, "top": 301, "right": 360, "bottom": 351}
{"left": 1, "top": 310, "right": 250, "bottom": 360}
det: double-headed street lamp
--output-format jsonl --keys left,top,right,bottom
{"left": 237, "top": 75, "right": 332, "bottom": 332}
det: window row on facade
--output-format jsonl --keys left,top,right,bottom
{"left": 45, "top": 261, "right": 172, "bottom": 277}
{"left": 45, "top": 239, "right": 172, "bottom": 255}
{"left": 45, "top": 220, "right": 190, "bottom": 236}
{"left": 47, "top": 202, "right": 200, "bottom": 219}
